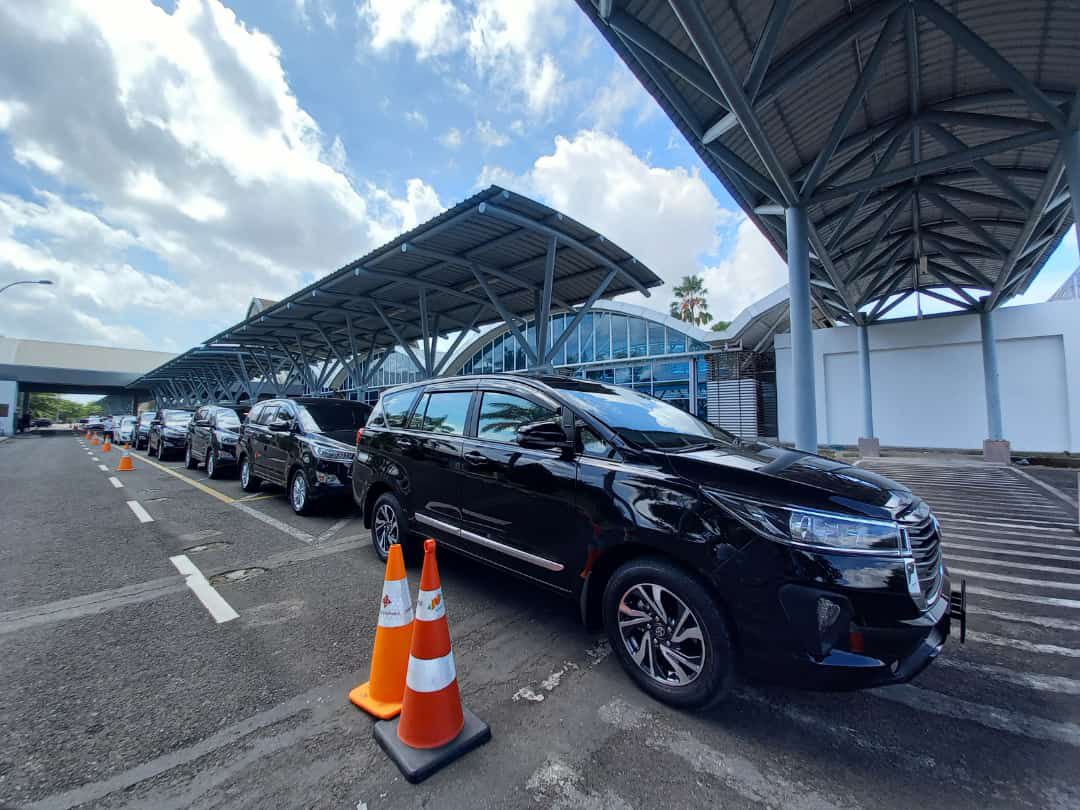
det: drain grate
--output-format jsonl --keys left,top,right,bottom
{"left": 209, "top": 567, "right": 266, "bottom": 586}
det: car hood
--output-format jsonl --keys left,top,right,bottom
{"left": 660, "top": 441, "right": 909, "bottom": 516}
{"left": 215, "top": 427, "right": 240, "bottom": 441}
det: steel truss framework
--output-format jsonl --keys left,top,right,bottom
{"left": 581, "top": 0, "right": 1079, "bottom": 322}
{"left": 130, "top": 186, "right": 662, "bottom": 408}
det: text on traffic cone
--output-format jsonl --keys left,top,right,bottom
{"left": 349, "top": 542, "right": 414, "bottom": 719}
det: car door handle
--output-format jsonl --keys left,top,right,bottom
{"left": 396, "top": 436, "right": 416, "bottom": 449}
{"left": 463, "top": 450, "right": 488, "bottom": 466}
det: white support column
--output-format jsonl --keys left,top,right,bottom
{"left": 856, "top": 320, "right": 879, "bottom": 457}
{"left": 979, "top": 305, "right": 1010, "bottom": 463}
{"left": 786, "top": 205, "right": 818, "bottom": 453}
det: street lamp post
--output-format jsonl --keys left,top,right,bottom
{"left": 0, "top": 279, "right": 53, "bottom": 296}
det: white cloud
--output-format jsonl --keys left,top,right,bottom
{"left": 364, "top": 178, "right": 446, "bottom": 247}
{"left": 475, "top": 120, "right": 509, "bottom": 148}
{"left": 359, "top": 0, "right": 568, "bottom": 117}
{"left": 294, "top": 0, "right": 336, "bottom": 30}
{"left": 583, "top": 63, "right": 657, "bottom": 132}
{"left": 404, "top": 109, "right": 428, "bottom": 128}
{"left": 438, "top": 127, "right": 463, "bottom": 149}
{"left": 358, "top": 0, "right": 462, "bottom": 60}
{"left": 0, "top": 0, "right": 448, "bottom": 347}
{"left": 475, "top": 130, "right": 777, "bottom": 321}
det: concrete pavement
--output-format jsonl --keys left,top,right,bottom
{"left": 1, "top": 434, "right": 1079, "bottom": 808}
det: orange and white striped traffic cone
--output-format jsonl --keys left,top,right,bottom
{"left": 373, "top": 539, "right": 490, "bottom": 783}
{"left": 349, "top": 542, "right": 414, "bottom": 719}
{"left": 116, "top": 446, "right": 135, "bottom": 471}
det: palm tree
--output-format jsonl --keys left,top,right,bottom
{"left": 669, "top": 275, "right": 713, "bottom": 326}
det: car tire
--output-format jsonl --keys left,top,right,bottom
{"left": 184, "top": 443, "right": 198, "bottom": 469}
{"left": 602, "top": 556, "right": 735, "bottom": 709}
{"left": 239, "top": 455, "right": 261, "bottom": 493}
{"left": 206, "top": 448, "right": 221, "bottom": 479}
{"left": 370, "top": 492, "right": 405, "bottom": 562}
{"left": 148, "top": 437, "right": 157, "bottom": 457}
{"left": 289, "top": 469, "right": 313, "bottom": 515}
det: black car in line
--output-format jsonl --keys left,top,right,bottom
{"left": 147, "top": 408, "right": 195, "bottom": 459}
{"left": 351, "top": 374, "right": 957, "bottom": 709}
{"left": 237, "top": 397, "right": 372, "bottom": 514}
{"left": 133, "top": 411, "right": 155, "bottom": 450}
{"left": 185, "top": 405, "right": 247, "bottom": 478}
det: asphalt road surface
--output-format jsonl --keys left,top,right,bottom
{"left": 2, "top": 434, "right": 1078, "bottom": 809}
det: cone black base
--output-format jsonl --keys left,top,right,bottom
{"left": 374, "top": 706, "right": 491, "bottom": 784}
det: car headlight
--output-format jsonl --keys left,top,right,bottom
{"left": 703, "top": 490, "right": 904, "bottom": 556}
{"left": 310, "top": 443, "right": 353, "bottom": 462}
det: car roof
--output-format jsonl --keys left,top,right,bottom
{"left": 378, "top": 373, "right": 622, "bottom": 398}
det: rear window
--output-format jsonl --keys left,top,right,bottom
{"left": 416, "top": 391, "right": 471, "bottom": 436}
{"left": 296, "top": 402, "right": 370, "bottom": 433}
{"left": 372, "top": 389, "right": 419, "bottom": 429}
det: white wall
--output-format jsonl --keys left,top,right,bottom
{"left": 0, "top": 380, "right": 16, "bottom": 436}
{"left": 775, "top": 299, "right": 1080, "bottom": 453}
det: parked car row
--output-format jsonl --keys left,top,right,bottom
{"left": 106, "top": 374, "right": 960, "bottom": 709}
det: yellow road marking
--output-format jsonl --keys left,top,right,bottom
{"left": 137, "top": 454, "right": 236, "bottom": 505}
{"left": 236, "top": 494, "right": 277, "bottom": 502}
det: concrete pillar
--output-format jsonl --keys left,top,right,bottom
{"left": 1064, "top": 129, "right": 1080, "bottom": 252}
{"left": 786, "top": 205, "right": 817, "bottom": 453}
{"left": 856, "top": 322, "right": 880, "bottom": 457}
{"left": 979, "top": 306, "right": 1010, "bottom": 463}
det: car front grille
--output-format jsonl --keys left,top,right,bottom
{"left": 900, "top": 506, "right": 942, "bottom": 605}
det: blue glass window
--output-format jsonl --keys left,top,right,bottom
{"left": 525, "top": 320, "right": 536, "bottom": 362}
{"left": 565, "top": 316, "right": 580, "bottom": 364}
{"left": 611, "top": 315, "right": 628, "bottom": 359}
{"left": 654, "top": 361, "right": 689, "bottom": 382}
{"left": 515, "top": 331, "right": 527, "bottom": 370}
{"left": 668, "top": 329, "right": 687, "bottom": 354}
{"left": 628, "top": 317, "right": 647, "bottom": 358}
{"left": 648, "top": 322, "right": 664, "bottom": 355}
{"left": 550, "top": 314, "right": 566, "bottom": 366}
{"left": 492, "top": 335, "right": 504, "bottom": 373}
{"left": 614, "top": 366, "right": 632, "bottom": 385}
{"left": 594, "top": 312, "right": 611, "bottom": 361}
{"left": 479, "top": 342, "right": 493, "bottom": 374}
{"left": 580, "top": 313, "right": 595, "bottom": 363}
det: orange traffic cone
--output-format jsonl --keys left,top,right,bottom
{"left": 91, "top": 435, "right": 99, "bottom": 446}
{"left": 116, "top": 447, "right": 135, "bottom": 471}
{"left": 84, "top": 431, "right": 90, "bottom": 440}
{"left": 102, "top": 438, "right": 112, "bottom": 452}
{"left": 349, "top": 543, "right": 414, "bottom": 718}
{"left": 373, "top": 539, "right": 490, "bottom": 783}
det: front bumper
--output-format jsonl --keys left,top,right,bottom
{"left": 743, "top": 571, "right": 952, "bottom": 690}
{"left": 162, "top": 434, "right": 187, "bottom": 447}
{"left": 308, "top": 460, "right": 351, "bottom": 498}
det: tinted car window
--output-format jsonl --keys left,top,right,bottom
{"left": 408, "top": 394, "right": 430, "bottom": 431}
{"left": 419, "top": 392, "right": 471, "bottom": 435}
{"left": 297, "top": 402, "right": 368, "bottom": 433}
{"left": 164, "top": 411, "right": 191, "bottom": 426}
{"left": 560, "top": 384, "right": 735, "bottom": 450}
{"left": 580, "top": 426, "right": 611, "bottom": 457}
{"left": 257, "top": 405, "right": 278, "bottom": 425}
{"left": 215, "top": 409, "right": 241, "bottom": 429}
{"left": 380, "top": 389, "right": 420, "bottom": 429}
{"left": 477, "top": 392, "right": 557, "bottom": 444}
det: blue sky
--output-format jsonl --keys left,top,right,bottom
{"left": 0, "top": 0, "right": 1075, "bottom": 354}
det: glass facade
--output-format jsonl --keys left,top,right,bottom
{"left": 456, "top": 309, "right": 712, "bottom": 415}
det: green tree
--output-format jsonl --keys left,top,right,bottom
{"left": 710, "top": 320, "right": 731, "bottom": 332}
{"left": 669, "top": 275, "right": 713, "bottom": 326}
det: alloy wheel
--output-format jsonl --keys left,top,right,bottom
{"left": 240, "top": 460, "right": 250, "bottom": 488}
{"left": 206, "top": 450, "right": 215, "bottom": 478}
{"left": 291, "top": 474, "right": 307, "bottom": 512}
{"left": 617, "top": 583, "right": 705, "bottom": 686}
{"left": 372, "top": 502, "right": 398, "bottom": 556}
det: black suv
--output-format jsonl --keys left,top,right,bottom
{"left": 133, "top": 412, "right": 155, "bottom": 450}
{"left": 237, "top": 397, "right": 371, "bottom": 514}
{"left": 185, "top": 405, "right": 246, "bottom": 478}
{"left": 351, "top": 374, "right": 956, "bottom": 708}
{"left": 147, "top": 409, "right": 194, "bottom": 459}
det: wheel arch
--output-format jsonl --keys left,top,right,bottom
{"left": 362, "top": 481, "right": 393, "bottom": 528}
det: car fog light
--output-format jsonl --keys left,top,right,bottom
{"left": 316, "top": 472, "right": 339, "bottom": 485}
{"left": 816, "top": 598, "right": 841, "bottom": 634}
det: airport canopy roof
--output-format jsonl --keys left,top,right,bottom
{"left": 578, "top": 0, "right": 1079, "bottom": 322}
{"left": 129, "top": 186, "right": 663, "bottom": 400}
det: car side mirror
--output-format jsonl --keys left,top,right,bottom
{"left": 268, "top": 418, "right": 292, "bottom": 432}
{"left": 517, "top": 420, "right": 572, "bottom": 451}
{"left": 194, "top": 419, "right": 210, "bottom": 427}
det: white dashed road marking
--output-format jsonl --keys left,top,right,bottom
{"left": 231, "top": 501, "right": 313, "bottom": 544}
{"left": 126, "top": 500, "right": 154, "bottom": 524}
{"left": 109, "top": 477, "right": 124, "bottom": 489}
{"left": 97, "top": 464, "right": 109, "bottom": 472}
{"left": 170, "top": 555, "right": 239, "bottom": 624}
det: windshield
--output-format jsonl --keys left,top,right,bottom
{"left": 559, "top": 384, "right": 736, "bottom": 451}
{"left": 296, "top": 402, "right": 368, "bottom": 434}
{"left": 120, "top": 417, "right": 136, "bottom": 428}
{"left": 216, "top": 410, "right": 241, "bottom": 429}
{"left": 164, "top": 412, "right": 191, "bottom": 426}
{"left": 138, "top": 413, "right": 154, "bottom": 425}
